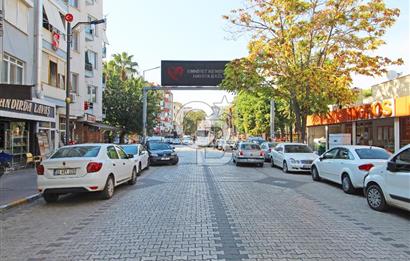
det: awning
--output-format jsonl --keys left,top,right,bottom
{"left": 0, "top": 84, "right": 33, "bottom": 99}
{"left": 84, "top": 122, "right": 120, "bottom": 131}
{"left": 43, "top": 0, "right": 66, "bottom": 33}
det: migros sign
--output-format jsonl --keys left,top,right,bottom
{"left": 308, "top": 99, "right": 396, "bottom": 126}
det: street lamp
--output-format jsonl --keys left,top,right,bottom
{"left": 142, "top": 66, "right": 160, "bottom": 81}
{"left": 65, "top": 14, "right": 106, "bottom": 145}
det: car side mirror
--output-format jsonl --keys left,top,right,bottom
{"left": 319, "top": 156, "right": 324, "bottom": 161}
{"left": 387, "top": 161, "right": 397, "bottom": 172}
{"left": 172, "top": 146, "right": 175, "bottom": 149}
{"left": 127, "top": 154, "right": 134, "bottom": 159}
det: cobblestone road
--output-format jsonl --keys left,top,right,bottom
{"left": 1, "top": 146, "right": 409, "bottom": 260}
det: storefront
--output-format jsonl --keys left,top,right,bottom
{"left": 0, "top": 97, "right": 56, "bottom": 166}
{"left": 307, "top": 97, "right": 410, "bottom": 153}
{"left": 73, "top": 114, "right": 119, "bottom": 144}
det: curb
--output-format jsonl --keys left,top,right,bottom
{"left": 0, "top": 193, "right": 42, "bottom": 212}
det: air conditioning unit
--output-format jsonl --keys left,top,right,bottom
{"left": 69, "top": 94, "right": 77, "bottom": 103}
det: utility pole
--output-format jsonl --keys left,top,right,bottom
{"left": 270, "top": 100, "right": 275, "bottom": 141}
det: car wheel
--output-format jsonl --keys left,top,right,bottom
{"left": 128, "top": 168, "right": 137, "bottom": 185}
{"left": 271, "top": 158, "right": 275, "bottom": 168}
{"left": 311, "top": 166, "right": 321, "bottom": 181}
{"left": 366, "top": 184, "right": 387, "bottom": 211}
{"left": 235, "top": 161, "right": 240, "bottom": 167}
{"left": 283, "top": 161, "right": 289, "bottom": 173}
{"left": 101, "top": 176, "right": 115, "bottom": 200}
{"left": 342, "top": 174, "right": 355, "bottom": 194}
{"left": 259, "top": 163, "right": 264, "bottom": 168}
{"left": 43, "top": 192, "right": 59, "bottom": 203}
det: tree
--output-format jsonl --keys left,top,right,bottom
{"left": 223, "top": 0, "right": 403, "bottom": 142}
{"left": 103, "top": 53, "right": 161, "bottom": 142}
{"left": 183, "top": 110, "right": 206, "bottom": 136}
{"left": 109, "top": 52, "right": 139, "bottom": 81}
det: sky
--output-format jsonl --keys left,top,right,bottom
{"left": 104, "top": 0, "right": 410, "bottom": 114}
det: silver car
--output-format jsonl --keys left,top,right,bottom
{"left": 232, "top": 142, "right": 265, "bottom": 167}
{"left": 260, "top": 142, "right": 278, "bottom": 162}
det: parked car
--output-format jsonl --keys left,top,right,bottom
{"left": 311, "top": 145, "right": 391, "bottom": 194}
{"left": 147, "top": 142, "right": 179, "bottom": 165}
{"left": 182, "top": 136, "right": 193, "bottom": 145}
{"left": 364, "top": 144, "right": 410, "bottom": 212}
{"left": 248, "top": 136, "right": 265, "bottom": 145}
{"left": 37, "top": 144, "right": 137, "bottom": 203}
{"left": 260, "top": 142, "right": 278, "bottom": 162}
{"left": 145, "top": 136, "right": 164, "bottom": 144}
{"left": 232, "top": 142, "right": 264, "bottom": 167}
{"left": 222, "top": 140, "right": 235, "bottom": 151}
{"left": 172, "top": 138, "right": 181, "bottom": 145}
{"left": 164, "top": 136, "right": 173, "bottom": 144}
{"left": 217, "top": 139, "right": 225, "bottom": 150}
{"left": 270, "top": 143, "right": 318, "bottom": 173}
{"left": 121, "top": 144, "right": 149, "bottom": 175}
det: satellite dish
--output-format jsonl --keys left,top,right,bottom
{"left": 387, "top": 70, "right": 398, "bottom": 80}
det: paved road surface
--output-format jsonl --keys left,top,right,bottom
{"left": 1, "top": 145, "right": 409, "bottom": 260}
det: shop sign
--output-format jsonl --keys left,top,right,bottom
{"left": 161, "top": 60, "right": 229, "bottom": 86}
{"left": 86, "top": 114, "right": 96, "bottom": 123}
{"left": 308, "top": 99, "right": 395, "bottom": 126}
{"left": 0, "top": 98, "right": 55, "bottom": 118}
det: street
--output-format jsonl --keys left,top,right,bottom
{"left": 1, "top": 146, "right": 409, "bottom": 261}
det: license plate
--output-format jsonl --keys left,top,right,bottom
{"left": 303, "top": 164, "right": 311, "bottom": 169}
{"left": 161, "top": 157, "right": 170, "bottom": 160}
{"left": 54, "top": 168, "right": 76, "bottom": 176}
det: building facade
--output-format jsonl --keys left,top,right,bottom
{"left": 156, "top": 90, "right": 173, "bottom": 135}
{"left": 0, "top": 0, "right": 108, "bottom": 166}
{"left": 307, "top": 74, "right": 410, "bottom": 153}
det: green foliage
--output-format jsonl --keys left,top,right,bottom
{"left": 183, "top": 110, "right": 206, "bottom": 136}
{"left": 223, "top": 0, "right": 402, "bottom": 141}
{"left": 103, "top": 53, "right": 161, "bottom": 138}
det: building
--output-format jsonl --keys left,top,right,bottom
{"left": 172, "top": 102, "right": 183, "bottom": 136}
{"left": 156, "top": 90, "right": 173, "bottom": 135}
{"left": 40, "top": 0, "right": 109, "bottom": 146}
{"left": 307, "top": 74, "right": 410, "bottom": 153}
{"left": 0, "top": 0, "right": 57, "bottom": 166}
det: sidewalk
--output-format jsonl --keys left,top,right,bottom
{"left": 0, "top": 168, "right": 39, "bottom": 206}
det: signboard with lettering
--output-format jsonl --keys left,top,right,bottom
{"left": 0, "top": 98, "right": 55, "bottom": 118}
{"left": 161, "top": 61, "right": 229, "bottom": 86}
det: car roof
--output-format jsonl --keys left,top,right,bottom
{"left": 332, "top": 145, "right": 386, "bottom": 150}
{"left": 59, "top": 143, "right": 109, "bottom": 148}
{"left": 278, "top": 142, "right": 307, "bottom": 146}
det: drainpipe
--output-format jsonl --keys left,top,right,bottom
{"left": 34, "top": 0, "right": 43, "bottom": 98}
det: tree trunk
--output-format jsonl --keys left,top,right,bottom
{"left": 301, "top": 113, "right": 307, "bottom": 143}
{"left": 120, "top": 131, "right": 126, "bottom": 144}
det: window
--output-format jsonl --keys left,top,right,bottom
{"left": 240, "top": 144, "right": 260, "bottom": 150}
{"left": 107, "top": 146, "right": 119, "bottom": 159}
{"left": 355, "top": 148, "right": 390, "bottom": 160}
{"left": 72, "top": 31, "right": 79, "bottom": 51}
{"left": 86, "top": 0, "right": 96, "bottom": 6}
{"left": 5, "top": 0, "right": 29, "bottom": 33}
{"left": 70, "top": 73, "right": 79, "bottom": 94}
{"left": 2, "top": 54, "right": 24, "bottom": 84}
{"left": 284, "top": 145, "right": 313, "bottom": 153}
{"left": 116, "top": 147, "right": 128, "bottom": 159}
{"left": 87, "top": 85, "right": 97, "bottom": 103}
{"left": 85, "top": 50, "right": 97, "bottom": 70}
{"left": 51, "top": 146, "right": 101, "bottom": 158}
{"left": 67, "top": 0, "right": 79, "bottom": 8}
{"left": 49, "top": 61, "right": 58, "bottom": 86}
{"left": 121, "top": 145, "right": 138, "bottom": 155}
{"left": 395, "top": 149, "right": 410, "bottom": 164}
{"left": 323, "top": 149, "right": 338, "bottom": 159}
{"left": 336, "top": 148, "right": 354, "bottom": 160}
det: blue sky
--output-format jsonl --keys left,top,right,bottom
{"left": 104, "top": 0, "right": 409, "bottom": 109}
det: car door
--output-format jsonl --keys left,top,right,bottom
{"left": 318, "top": 148, "right": 339, "bottom": 181}
{"left": 115, "top": 146, "right": 132, "bottom": 181}
{"left": 332, "top": 148, "right": 351, "bottom": 182}
{"left": 106, "top": 145, "right": 121, "bottom": 183}
{"left": 386, "top": 148, "right": 410, "bottom": 206}
{"left": 139, "top": 145, "right": 149, "bottom": 169}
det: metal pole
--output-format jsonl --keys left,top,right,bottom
{"left": 270, "top": 100, "right": 275, "bottom": 140}
{"left": 65, "top": 22, "right": 71, "bottom": 145}
{"left": 142, "top": 87, "right": 148, "bottom": 139}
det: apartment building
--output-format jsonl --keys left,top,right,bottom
{"left": 155, "top": 90, "right": 174, "bottom": 135}
{"left": 0, "top": 0, "right": 109, "bottom": 166}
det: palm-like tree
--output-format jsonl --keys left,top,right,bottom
{"left": 111, "top": 52, "right": 139, "bottom": 81}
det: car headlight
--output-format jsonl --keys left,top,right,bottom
{"left": 289, "top": 158, "right": 300, "bottom": 164}
{"left": 151, "top": 153, "right": 158, "bottom": 157}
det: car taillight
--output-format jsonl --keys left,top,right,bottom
{"left": 358, "top": 163, "right": 374, "bottom": 171}
{"left": 87, "top": 162, "right": 103, "bottom": 173}
{"left": 239, "top": 151, "right": 244, "bottom": 156}
{"left": 260, "top": 151, "right": 265, "bottom": 156}
{"left": 36, "top": 164, "right": 44, "bottom": 175}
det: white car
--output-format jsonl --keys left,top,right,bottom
{"left": 182, "top": 137, "right": 193, "bottom": 145}
{"left": 364, "top": 144, "right": 410, "bottom": 212}
{"left": 311, "top": 145, "right": 391, "bottom": 194}
{"left": 270, "top": 143, "right": 318, "bottom": 172}
{"left": 121, "top": 144, "right": 149, "bottom": 175}
{"left": 37, "top": 144, "right": 137, "bottom": 203}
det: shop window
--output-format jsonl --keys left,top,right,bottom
{"left": 400, "top": 117, "right": 410, "bottom": 148}
{"left": 49, "top": 61, "right": 58, "bottom": 87}
{"left": 1, "top": 54, "right": 24, "bottom": 84}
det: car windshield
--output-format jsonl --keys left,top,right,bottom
{"left": 268, "top": 143, "right": 277, "bottom": 148}
{"left": 355, "top": 148, "right": 390, "bottom": 159}
{"left": 51, "top": 146, "right": 100, "bottom": 158}
{"left": 121, "top": 145, "right": 138, "bottom": 155}
{"left": 241, "top": 144, "right": 260, "bottom": 150}
{"left": 284, "top": 145, "right": 312, "bottom": 153}
{"left": 148, "top": 143, "right": 171, "bottom": 150}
